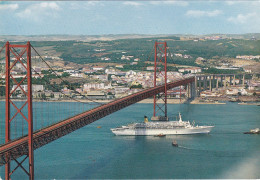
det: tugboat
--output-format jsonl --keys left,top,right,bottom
{"left": 154, "top": 133, "right": 166, "bottom": 137}
{"left": 172, "top": 140, "right": 178, "bottom": 147}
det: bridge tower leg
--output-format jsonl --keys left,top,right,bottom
{"left": 5, "top": 41, "right": 34, "bottom": 180}
{"left": 152, "top": 41, "right": 168, "bottom": 121}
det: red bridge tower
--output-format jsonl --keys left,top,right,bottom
{"left": 5, "top": 41, "right": 34, "bottom": 180}
{"left": 152, "top": 41, "right": 168, "bottom": 121}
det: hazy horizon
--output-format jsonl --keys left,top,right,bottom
{"left": 1, "top": 32, "right": 260, "bottom": 36}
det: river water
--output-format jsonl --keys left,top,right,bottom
{"left": 0, "top": 102, "right": 259, "bottom": 179}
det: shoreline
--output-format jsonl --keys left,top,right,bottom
{"left": 0, "top": 98, "right": 186, "bottom": 104}
{"left": 238, "top": 102, "right": 260, "bottom": 105}
{"left": 0, "top": 98, "right": 259, "bottom": 105}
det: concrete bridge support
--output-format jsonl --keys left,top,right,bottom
{"left": 220, "top": 75, "right": 223, "bottom": 88}
{"left": 203, "top": 76, "right": 207, "bottom": 91}
{"left": 209, "top": 75, "right": 212, "bottom": 91}
{"left": 212, "top": 75, "right": 215, "bottom": 90}
{"left": 195, "top": 76, "right": 198, "bottom": 96}
{"left": 239, "top": 75, "right": 242, "bottom": 84}
{"left": 216, "top": 76, "right": 219, "bottom": 89}
{"left": 190, "top": 81, "right": 196, "bottom": 98}
{"left": 186, "top": 84, "right": 190, "bottom": 99}
{"left": 243, "top": 75, "right": 245, "bottom": 86}
{"left": 195, "top": 73, "right": 257, "bottom": 96}
{"left": 198, "top": 76, "right": 201, "bottom": 95}
{"left": 224, "top": 76, "right": 227, "bottom": 89}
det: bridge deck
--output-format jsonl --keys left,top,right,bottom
{"left": 0, "top": 77, "right": 194, "bottom": 165}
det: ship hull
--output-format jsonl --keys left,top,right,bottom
{"left": 111, "top": 126, "right": 214, "bottom": 136}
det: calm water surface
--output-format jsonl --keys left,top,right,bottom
{"left": 0, "top": 102, "right": 259, "bottom": 179}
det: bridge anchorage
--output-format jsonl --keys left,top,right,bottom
{"left": 0, "top": 41, "right": 195, "bottom": 179}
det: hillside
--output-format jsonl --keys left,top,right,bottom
{"left": 0, "top": 35, "right": 259, "bottom": 72}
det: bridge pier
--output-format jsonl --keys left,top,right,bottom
{"left": 216, "top": 76, "right": 219, "bottom": 89}
{"left": 195, "top": 76, "right": 198, "bottom": 96}
{"left": 229, "top": 75, "right": 232, "bottom": 87}
{"left": 198, "top": 76, "right": 201, "bottom": 95}
{"left": 224, "top": 75, "right": 227, "bottom": 89}
{"left": 221, "top": 75, "right": 223, "bottom": 88}
{"left": 203, "top": 76, "right": 207, "bottom": 91}
{"left": 194, "top": 73, "right": 257, "bottom": 96}
{"left": 191, "top": 81, "right": 196, "bottom": 98}
{"left": 209, "top": 75, "right": 212, "bottom": 91}
{"left": 187, "top": 83, "right": 190, "bottom": 99}
{"left": 239, "top": 75, "right": 242, "bottom": 84}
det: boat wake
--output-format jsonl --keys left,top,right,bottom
{"left": 177, "top": 145, "right": 191, "bottom": 150}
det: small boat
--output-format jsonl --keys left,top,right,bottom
{"left": 154, "top": 133, "right": 166, "bottom": 137}
{"left": 172, "top": 140, "right": 178, "bottom": 147}
{"left": 244, "top": 128, "right": 260, "bottom": 134}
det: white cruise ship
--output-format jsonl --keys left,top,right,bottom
{"left": 111, "top": 113, "right": 214, "bottom": 136}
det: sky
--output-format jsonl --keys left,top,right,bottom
{"left": 0, "top": 1, "right": 260, "bottom": 35}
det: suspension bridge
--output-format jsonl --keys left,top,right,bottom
{"left": 0, "top": 41, "right": 195, "bottom": 179}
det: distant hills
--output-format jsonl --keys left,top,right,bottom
{"left": 0, "top": 33, "right": 259, "bottom": 42}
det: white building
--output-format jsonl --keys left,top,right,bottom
{"left": 12, "top": 85, "right": 44, "bottom": 92}
{"left": 236, "top": 55, "right": 260, "bottom": 60}
{"left": 147, "top": 66, "right": 154, "bottom": 71}
{"left": 178, "top": 67, "right": 202, "bottom": 74}
{"left": 116, "top": 65, "right": 124, "bottom": 69}
{"left": 126, "top": 70, "right": 137, "bottom": 76}
{"left": 92, "top": 66, "right": 104, "bottom": 71}
{"left": 114, "top": 87, "right": 130, "bottom": 95}
{"left": 83, "top": 83, "right": 105, "bottom": 91}
{"left": 70, "top": 73, "right": 84, "bottom": 78}
{"left": 174, "top": 53, "right": 183, "bottom": 57}
{"left": 105, "top": 68, "right": 117, "bottom": 75}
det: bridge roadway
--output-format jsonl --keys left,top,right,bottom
{"left": 0, "top": 76, "right": 194, "bottom": 166}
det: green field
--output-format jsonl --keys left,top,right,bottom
{"left": 1, "top": 35, "right": 259, "bottom": 73}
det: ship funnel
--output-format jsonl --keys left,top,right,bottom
{"left": 179, "top": 112, "right": 182, "bottom": 122}
{"left": 144, "top": 116, "right": 148, "bottom": 123}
